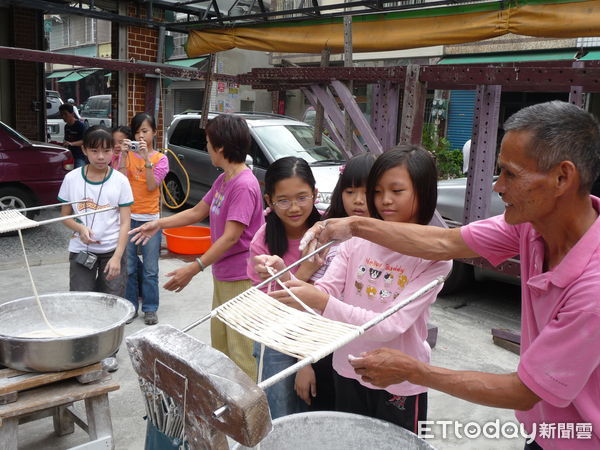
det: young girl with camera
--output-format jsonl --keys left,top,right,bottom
{"left": 120, "top": 113, "right": 169, "bottom": 325}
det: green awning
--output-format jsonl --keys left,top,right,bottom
{"left": 165, "top": 57, "right": 206, "bottom": 67}
{"left": 438, "top": 50, "right": 578, "bottom": 64}
{"left": 58, "top": 69, "right": 97, "bottom": 83}
{"left": 47, "top": 70, "right": 73, "bottom": 79}
{"left": 580, "top": 50, "right": 600, "bottom": 60}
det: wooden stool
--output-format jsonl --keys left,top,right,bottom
{"left": 0, "top": 378, "right": 119, "bottom": 450}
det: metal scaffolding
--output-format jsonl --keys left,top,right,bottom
{"left": 0, "top": 0, "right": 500, "bottom": 30}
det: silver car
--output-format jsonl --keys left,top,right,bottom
{"left": 80, "top": 94, "right": 112, "bottom": 128}
{"left": 163, "top": 112, "right": 346, "bottom": 210}
{"left": 436, "top": 177, "right": 504, "bottom": 225}
{"left": 436, "top": 177, "right": 514, "bottom": 294}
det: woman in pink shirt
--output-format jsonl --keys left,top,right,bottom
{"left": 130, "top": 114, "right": 264, "bottom": 380}
{"left": 259, "top": 146, "right": 451, "bottom": 433}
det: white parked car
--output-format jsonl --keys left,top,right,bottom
{"left": 163, "top": 112, "right": 346, "bottom": 211}
{"left": 46, "top": 90, "right": 64, "bottom": 143}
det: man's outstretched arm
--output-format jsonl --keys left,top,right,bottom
{"left": 350, "top": 348, "right": 540, "bottom": 411}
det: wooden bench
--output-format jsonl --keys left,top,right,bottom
{"left": 0, "top": 377, "right": 119, "bottom": 450}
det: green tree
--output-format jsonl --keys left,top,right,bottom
{"left": 422, "top": 124, "right": 463, "bottom": 179}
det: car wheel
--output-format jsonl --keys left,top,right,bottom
{"left": 439, "top": 260, "right": 474, "bottom": 296}
{"left": 162, "top": 174, "right": 186, "bottom": 210}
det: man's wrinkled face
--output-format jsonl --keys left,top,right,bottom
{"left": 494, "top": 130, "right": 556, "bottom": 226}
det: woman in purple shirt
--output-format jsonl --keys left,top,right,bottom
{"left": 130, "top": 114, "right": 264, "bottom": 379}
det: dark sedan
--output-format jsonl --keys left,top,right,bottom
{"left": 0, "top": 121, "right": 73, "bottom": 220}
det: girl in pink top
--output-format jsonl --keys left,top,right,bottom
{"left": 247, "top": 156, "right": 323, "bottom": 419}
{"left": 252, "top": 153, "right": 377, "bottom": 416}
{"left": 260, "top": 146, "right": 451, "bottom": 433}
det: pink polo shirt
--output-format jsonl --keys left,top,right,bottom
{"left": 461, "top": 199, "right": 600, "bottom": 450}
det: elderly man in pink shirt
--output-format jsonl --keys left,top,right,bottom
{"left": 304, "top": 101, "right": 600, "bottom": 450}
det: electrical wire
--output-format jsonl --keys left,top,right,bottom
{"left": 157, "top": 70, "right": 192, "bottom": 210}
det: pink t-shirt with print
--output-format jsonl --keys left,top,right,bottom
{"left": 202, "top": 169, "right": 264, "bottom": 281}
{"left": 461, "top": 200, "right": 600, "bottom": 450}
{"left": 316, "top": 237, "right": 451, "bottom": 396}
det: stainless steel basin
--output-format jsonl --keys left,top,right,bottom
{"left": 0, "top": 291, "right": 134, "bottom": 372}
{"left": 233, "top": 411, "right": 436, "bottom": 449}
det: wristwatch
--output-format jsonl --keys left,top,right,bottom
{"left": 144, "top": 161, "right": 154, "bottom": 169}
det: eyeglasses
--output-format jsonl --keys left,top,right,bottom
{"left": 272, "top": 195, "right": 314, "bottom": 210}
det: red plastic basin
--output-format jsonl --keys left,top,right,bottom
{"left": 163, "top": 226, "right": 212, "bottom": 255}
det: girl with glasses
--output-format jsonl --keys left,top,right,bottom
{"left": 246, "top": 156, "right": 322, "bottom": 418}
{"left": 248, "top": 153, "right": 377, "bottom": 418}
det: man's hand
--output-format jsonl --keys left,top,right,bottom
{"left": 269, "top": 279, "right": 329, "bottom": 312}
{"left": 104, "top": 255, "right": 121, "bottom": 281}
{"left": 299, "top": 217, "right": 355, "bottom": 255}
{"left": 349, "top": 348, "right": 421, "bottom": 388}
{"left": 295, "top": 365, "right": 317, "bottom": 405}
{"left": 129, "top": 220, "right": 160, "bottom": 245}
{"left": 164, "top": 263, "right": 198, "bottom": 292}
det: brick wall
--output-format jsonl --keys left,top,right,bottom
{"left": 12, "top": 7, "right": 44, "bottom": 141}
{"left": 125, "top": 5, "right": 165, "bottom": 146}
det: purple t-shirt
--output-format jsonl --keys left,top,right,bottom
{"left": 202, "top": 169, "right": 264, "bottom": 281}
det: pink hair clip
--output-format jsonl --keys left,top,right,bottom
{"left": 339, "top": 164, "right": 346, "bottom": 174}
{"left": 263, "top": 206, "right": 272, "bottom": 216}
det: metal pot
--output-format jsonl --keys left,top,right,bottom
{"left": 232, "top": 411, "right": 436, "bottom": 449}
{"left": 0, "top": 291, "right": 134, "bottom": 372}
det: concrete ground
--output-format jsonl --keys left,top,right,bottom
{"left": 0, "top": 231, "right": 523, "bottom": 449}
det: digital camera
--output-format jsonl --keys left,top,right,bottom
{"left": 129, "top": 141, "right": 141, "bottom": 152}
{"left": 75, "top": 251, "right": 98, "bottom": 270}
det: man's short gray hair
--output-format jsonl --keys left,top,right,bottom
{"left": 504, "top": 101, "right": 600, "bottom": 193}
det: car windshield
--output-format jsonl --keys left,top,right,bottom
{"left": 252, "top": 125, "right": 345, "bottom": 163}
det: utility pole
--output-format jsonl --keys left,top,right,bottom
{"left": 201, "top": 54, "right": 216, "bottom": 129}
{"left": 343, "top": 16, "right": 353, "bottom": 154}
{"left": 314, "top": 47, "right": 330, "bottom": 145}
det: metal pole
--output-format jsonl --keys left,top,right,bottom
{"left": 201, "top": 54, "right": 216, "bottom": 129}
{"left": 154, "top": 26, "right": 165, "bottom": 124}
{"left": 181, "top": 241, "right": 336, "bottom": 332}
{"left": 314, "top": 48, "right": 330, "bottom": 145}
{"left": 343, "top": 16, "right": 353, "bottom": 154}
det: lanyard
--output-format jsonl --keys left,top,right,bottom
{"left": 82, "top": 166, "right": 108, "bottom": 250}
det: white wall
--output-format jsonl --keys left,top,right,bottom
{"left": 164, "top": 48, "right": 273, "bottom": 127}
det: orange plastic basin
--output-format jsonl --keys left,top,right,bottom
{"left": 163, "top": 226, "right": 212, "bottom": 255}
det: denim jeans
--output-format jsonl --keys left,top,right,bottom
{"left": 254, "top": 342, "right": 306, "bottom": 419}
{"left": 125, "top": 219, "right": 161, "bottom": 313}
